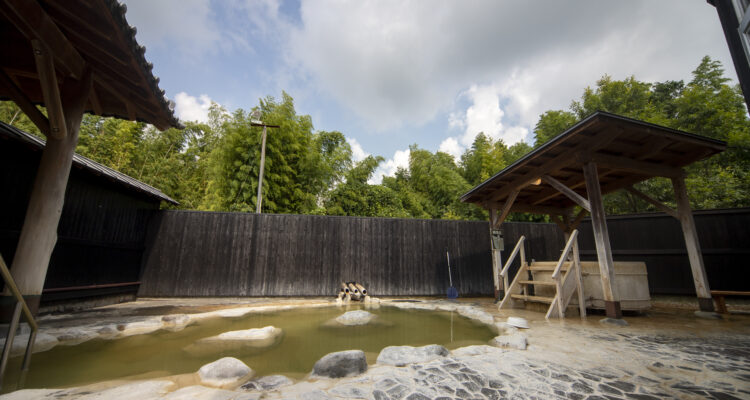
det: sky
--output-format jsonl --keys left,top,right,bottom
{"left": 121, "top": 0, "right": 735, "bottom": 183}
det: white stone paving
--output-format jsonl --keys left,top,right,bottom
{"left": 1, "top": 298, "right": 748, "bottom": 400}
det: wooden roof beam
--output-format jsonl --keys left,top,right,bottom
{"left": 488, "top": 190, "right": 519, "bottom": 229}
{"left": 0, "top": 0, "right": 85, "bottom": 79}
{"left": 541, "top": 174, "right": 591, "bottom": 211}
{"left": 0, "top": 67, "right": 50, "bottom": 136}
{"left": 624, "top": 186, "right": 679, "bottom": 219}
{"left": 31, "top": 39, "right": 66, "bottom": 139}
{"left": 508, "top": 203, "right": 572, "bottom": 216}
{"left": 591, "top": 152, "right": 682, "bottom": 178}
{"left": 486, "top": 129, "right": 618, "bottom": 204}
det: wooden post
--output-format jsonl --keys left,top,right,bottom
{"left": 582, "top": 162, "right": 621, "bottom": 319}
{"left": 489, "top": 209, "right": 502, "bottom": 299}
{"left": 489, "top": 190, "right": 518, "bottom": 299}
{"left": 5, "top": 67, "right": 92, "bottom": 315}
{"left": 671, "top": 174, "right": 714, "bottom": 312}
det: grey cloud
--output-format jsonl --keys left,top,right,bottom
{"left": 288, "top": 1, "right": 732, "bottom": 130}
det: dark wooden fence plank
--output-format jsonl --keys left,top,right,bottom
{"left": 138, "top": 209, "right": 750, "bottom": 297}
{"left": 139, "top": 212, "right": 560, "bottom": 297}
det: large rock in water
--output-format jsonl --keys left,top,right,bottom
{"left": 376, "top": 345, "right": 449, "bottom": 366}
{"left": 311, "top": 350, "right": 368, "bottom": 378}
{"left": 198, "top": 357, "right": 254, "bottom": 388}
{"left": 185, "top": 326, "right": 283, "bottom": 356}
{"left": 335, "top": 310, "right": 375, "bottom": 326}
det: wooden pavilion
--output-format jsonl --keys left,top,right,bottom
{"left": 0, "top": 0, "right": 180, "bottom": 314}
{"left": 461, "top": 111, "right": 726, "bottom": 319}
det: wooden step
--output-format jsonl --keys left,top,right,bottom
{"left": 529, "top": 263, "right": 570, "bottom": 271}
{"left": 519, "top": 280, "right": 556, "bottom": 286}
{"left": 510, "top": 294, "right": 555, "bottom": 304}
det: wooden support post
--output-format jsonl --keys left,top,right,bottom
{"left": 489, "top": 190, "right": 518, "bottom": 299}
{"left": 5, "top": 66, "right": 92, "bottom": 315}
{"left": 582, "top": 162, "right": 621, "bottom": 319}
{"left": 671, "top": 174, "right": 714, "bottom": 312}
{"left": 489, "top": 208, "right": 501, "bottom": 299}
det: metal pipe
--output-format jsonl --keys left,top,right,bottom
{"left": 256, "top": 124, "right": 268, "bottom": 213}
{"left": 0, "top": 256, "right": 37, "bottom": 331}
{"left": 0, "top": 302, "right": 23, "bottom": 389}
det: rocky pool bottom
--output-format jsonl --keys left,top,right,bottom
{"left": 0, "top": 297, "right": 748, "bottom": 400}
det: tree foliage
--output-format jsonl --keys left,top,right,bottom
{"left": 2, "top": 55, "right": 745, "bottom": 220}
{"left": 533, "top": 56, "right": 750, "bottom": 213}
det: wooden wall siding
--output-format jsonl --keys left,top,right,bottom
{"left": 577, "top": 209, "right": 750, "bottom": 294}
{"left": 0, "top": 142, "right": 158, "bottom": 296}
{"left": 138, "top": 211, "right": 564, "bottom": 297}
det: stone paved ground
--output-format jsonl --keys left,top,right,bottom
{"left": 1, "top": 298, "right": 749, "bottom": 400}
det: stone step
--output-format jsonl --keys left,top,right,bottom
{"left": 518, "top": 280, "right": 556, "bottom": 286}
{"left": 510, "top": 294, "right": 555, "bottom": 304}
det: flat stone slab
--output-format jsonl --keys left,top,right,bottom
{"left": 198, "top": 357, "right": 254, "bottom": 389}
{"left": 491, "top": 333, "right": 528, "bottom": 350}
{"left": 0, "top": 332, "right": 59, "bottom": 357}
{"left": 600, "top": 318, "right": 629, "bottom": 326}
{"left": 335, "top": 310, "right": 375, "bottom": 326}
{"left": 185, "top": 326, "right": 283, "bottom": 356}
{"left": 162, "top": 385, "right": 240, "bottom": 400}
{"left": 376, "top": 345, "right": 449, "bottom": 366}
{"left": 312, "top": 350, "right": 367, "bottom": 378}
{"left": 241, "top": 374, "right": 293, "bottom": 391}
{"left": 78, "top": 380, "right": 176, "bottom": 400}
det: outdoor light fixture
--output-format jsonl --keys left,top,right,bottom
{"left": 249, "top": 110, "right": 279, "bottom": 214}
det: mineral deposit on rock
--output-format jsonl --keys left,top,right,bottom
{"left": 376, "top": 345, "right": 449, "bottom": 366}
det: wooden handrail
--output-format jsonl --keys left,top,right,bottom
{"left": 499, "top": 236, "right": 526, "bottom": 295}
{"left": 0, "top": 253, "right": 39, "bottom": 389}
{"left": 552, "top": 230, "right": 579, "bottom": 280}
{"left": 500, "top": 236, "right": 526, "bottom": 278}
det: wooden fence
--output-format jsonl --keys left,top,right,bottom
{"left": 138, "top": 211, "right": 563, "bottom": 297}
{"left": 577, "top": 208, "right": 750, "bottom": 294}
{"left": 138, "top": 208, "right": 749, "bottom": 298}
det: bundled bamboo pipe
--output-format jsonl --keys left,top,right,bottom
{"left": 347, "top": 282, "right": 361, "bottom": 301}
{"left": 355, "top": 283, "right": 367, "bottom": 296}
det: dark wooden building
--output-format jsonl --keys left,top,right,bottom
{"left": 0, "top": 121, "right": 176, "bottom": 311}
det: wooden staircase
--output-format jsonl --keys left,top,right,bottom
{"left": 498, "top": 231, "right": 586, "bottom": 319}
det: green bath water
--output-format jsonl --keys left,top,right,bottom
{"left": 2, "top": 305, "right": 495, "bottom": 391}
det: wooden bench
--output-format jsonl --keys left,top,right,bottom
{"left": 710, "top": 290, "right": 750, "bottom": 314}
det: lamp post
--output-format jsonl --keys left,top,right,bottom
{"left": 250, "top": 110, "right": 279, "bottom": 214}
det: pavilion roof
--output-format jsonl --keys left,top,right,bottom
{"left": 0, "top": 0, "right": 180, "bottom": 130}
{"left": 460, "top": 111, "right": 726, "bottom": 215}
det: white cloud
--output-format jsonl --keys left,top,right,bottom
{"left": 370, "top": 148, "right": 410, "bottom": 184}
{"left": 287, "top": 0, "right": 731, "bottom": 138}
{"left": 347, "top": 137, "right": 369, "bottom": 162}
{"left": 438, "top": 137, "right": 462, "bottom": 160}
{"left": 122, "top": 0, "right": 268, "bottom": 57}
{"left": 174, "top": 92, "right": 213, "bottom": 123}
{"left": 122, "top": 0, "right": 220, "bottom": 55}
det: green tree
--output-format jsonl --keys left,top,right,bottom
{"left": 204, "top": 92, "right": 346, "bottom": 214}
{"left": 0, "top": 101, "right": 43, "bottom": 136}
{"left": 532, "top": 56, "right": 750, "bottom": 213}
{"left": 533, "top": 110, "right": 577, "bottom": 147}
{"left": 325, "top": 156, "right": 409, "bottom": 217}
